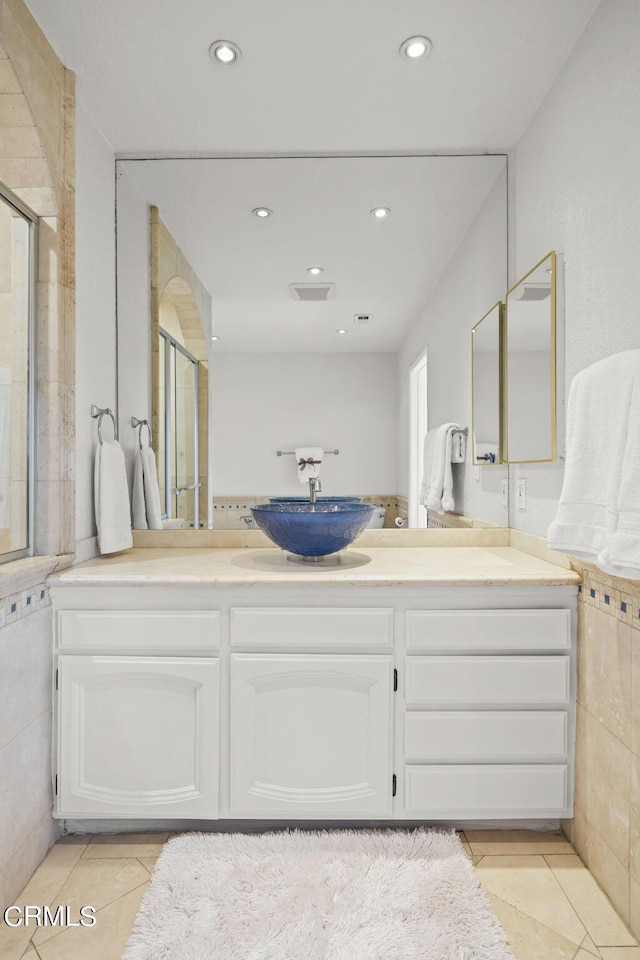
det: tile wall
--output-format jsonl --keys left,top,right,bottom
{"left": 566, "top": 558, "right": 640, "bottom": 937}
{"left": 211, "top": 495, "right": 408, "bottom": 529}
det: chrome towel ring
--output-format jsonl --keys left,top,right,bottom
{"left": 90, "top": 404, "right": 117, "bottom": 444}
{"left": 131, "top": 416, "right": 152, "bottom": 449}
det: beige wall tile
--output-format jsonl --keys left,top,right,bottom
{"left": 630, "top": 756, "right": 640, "bottom": 887}
{"left": 573, "top": 804, "right": 631, "bottom": 924}
{"left": 631, "top": 640, "right": 640, "bottom": 759}
{"left": 579, "top": 605, "right": 632, "bottom": 746}
{"left": 575, "top": 706, "right": 631, "bottom": 869}
{"left": 631, "top": 877, "right": 640, "bottom": 941}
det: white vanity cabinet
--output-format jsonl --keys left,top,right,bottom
{"left": 50, "top": 581, "right": 577, "bottom": 825}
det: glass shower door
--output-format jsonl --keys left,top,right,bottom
{"left": 159, "top": 330, "right": 200, "bottom": 528}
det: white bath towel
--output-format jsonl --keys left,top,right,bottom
{"left": 596, "top": 353, "right": 640, "bottom": 579}
{"left": 548, "top": 350, "right": 640, "bottom": 569}
{"left": 94, "top": 439, "right": 133, "bottom": 554}
{"left": 132, "top": 446, "right": 163, "bottom": 530}
{"left": 420, "top": 423, "right": 462, "bottom": 514}
{"left": 295, "top": 447, "right": 324, "bottom": 485}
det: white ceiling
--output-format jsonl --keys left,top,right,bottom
{"left": 120, "top": 156, "right": 505, "bottom": 352}
{"left": 26, "top": 0, "right": 600, "bottom": 156}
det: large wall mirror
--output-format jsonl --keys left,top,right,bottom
{"left": 116, "top": 155, "right": 508, "bottom": 529}
{"left": 506, "top": 251, "right": 556, "bottom": 463}
{"left": 471, "top": 301, "right": 503, "bottom": 466}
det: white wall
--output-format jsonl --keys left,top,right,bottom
{"left": 398, "top": 174, "right": 508, "bottom": 525}
{"left": 508, "top": 0, "right": 640, "bottom": 535}
{"left": 211, "top": 352, "right": 398, "bottom": 497}
{"left": 75, "top": 100, "right": 117, "bottom": 556}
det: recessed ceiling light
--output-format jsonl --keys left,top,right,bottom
{"left": 211, "top": 336, "right": 219, "bottom": 341}
{"left": 209, "top": 40, "right": 242, "bottom": 65}
{"left": 371, "top": 207, "right": 390, "bottom": 219}
{"left": 307, "top": 266, "right": 324, "bottom": 276}
{"left": 252, "top": 207, "right": 272, "bottom": 218}
{"left": 337, "top": 328, "right": 348, "bottom": 335}
{"left": 400, "top": 36, "right": 432, "bottom": 60}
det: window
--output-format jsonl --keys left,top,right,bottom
{"left": 0, "top": 183, "right": 35, "bottom": 561}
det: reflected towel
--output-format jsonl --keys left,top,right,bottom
{"left": 295, "top": 447, "right": 324, "bottom": 485}
{"left": 132, "top": 446, "right": 163, "bottom": 530}
{"left": 94, "top": 439, "right": 133, "bottom": 554}
{"left": 548, "top": 350, "right": 640, "bottom": 575}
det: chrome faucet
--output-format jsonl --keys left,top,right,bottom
{"left": 309, "top": 477, "right": 322, "bottom": 503}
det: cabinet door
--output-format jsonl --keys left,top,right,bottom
{"left": 57, "top": 656, "right": 219, "bottom": 818}
{"left": 231, "top": 654, "right": 393, "bottom": 817}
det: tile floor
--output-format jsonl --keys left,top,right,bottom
{"left": 1, "top": 830, "right": 638, "bottom": 960}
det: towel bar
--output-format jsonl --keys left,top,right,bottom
{"left": 277, "top": 449, "right": 339, "bottom": 457}
{"left": 91, "top": 404, "right": 117, "bottom": 444}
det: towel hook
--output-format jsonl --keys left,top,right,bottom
{"left": 91, "top": 404, "right": 117, "bottom": 444}
{"left": 131, "top": 416, "right": 152, "bottom": 450}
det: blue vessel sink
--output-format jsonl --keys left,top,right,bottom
{"left": 269, "top": 495, "right": 363, "bottom": 503}
{"left": 251, "top": 501, "right": 374, "bottom": 559}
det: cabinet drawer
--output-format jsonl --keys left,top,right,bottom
{"left": 56, "top": 610, "right": 220, "bottom": 652}
{"left": 405, "top": 609, "right": 571, "bottom": 652}
{"left": 405, "top": 711, "right": 568, "bottom": 763}
{"left": 230, "top": 607, "right": 393, "bottom": 650}
{"left": 405, "top": 764, "right": 568, "bottom": 817}
{"left": 405, "top": 656, "right": 570, "bottom": 706}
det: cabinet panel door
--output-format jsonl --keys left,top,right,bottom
{"left": 231, "top": 654, "right": 393, "bottom": 817}
{"left": 405, "top": 711, "right": 568, "bottom": 763}
{"left": 58, "top": 656, "right": 219, "bottom": 818}
{"left": 405, "top": 609, "right": 571, "bottom": 652}
{"left": 405, "top": 764, "right": 568, "bottom": 818}
{"left": 230, "top": 607, "right": 393, "bottom": 650}
{"left": 57, "top": 610, "right": 220, "bottom": 652}
{"left": 406, "top": 656, "right": 570, "bottom": 706}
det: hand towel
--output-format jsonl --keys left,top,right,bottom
{"left": 141, "top": 445, "right": 164, "bottom": 530}
{"left": 132, "top": 449, "right": 148, "bottom": 529}
{"left": 132, "top": 445, "right": 164, "bottom": 530}
{"left": 295, "top": 447, "right": 324, "bottom": 485}
{"left": 420, "top": 423, "right": 462, "bottom": 514}
{"left": 548, "top": 349, "right": 640, "bottom": 564}
{"left": 595, "top": 354, "right": 640, "bottom": 579}
{"left": 94, "top": 439, "right": 133, "bottom": 554}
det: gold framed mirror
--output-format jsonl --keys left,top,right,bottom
{"left": 505, "top": 251, "right": 557, "bottom": 463}
{"left": 471, "top": 301, "right": 504, "bottom": 466}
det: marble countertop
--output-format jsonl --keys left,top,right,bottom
{"left": 48, "top": 546, "right": 580, "bottom": 588}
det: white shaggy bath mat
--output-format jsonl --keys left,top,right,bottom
{"left": 123, "top": 829, "right": 513, "bottom": 960}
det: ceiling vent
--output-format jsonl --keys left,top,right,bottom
{"left": 289, "top": 282, "right": 336, "bottom": 302}
{"left": 353, "top": 313, "right": 373, "bottom": 324}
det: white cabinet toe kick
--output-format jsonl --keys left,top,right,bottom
{"left": 50, "top": 584, "right": 577, "bottom": 825}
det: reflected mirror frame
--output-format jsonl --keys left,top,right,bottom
{"left": 505, "top": 250, "right": 557, "bottom": 464}
{"left": 471, "top": 300, "right": 505, "bottom": 466}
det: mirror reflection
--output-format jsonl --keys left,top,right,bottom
{"left": 506, "top": 252, "right": 556, "bottom": 463}
{"left": 116, "top": 156, "right": 508, "bottom": 529}
{"left": 471, "top": 302, "right": 503, "bottom": 466}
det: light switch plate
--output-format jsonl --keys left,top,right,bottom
{"left": 517, "top": 479, "right": 527, "bottom": 510}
